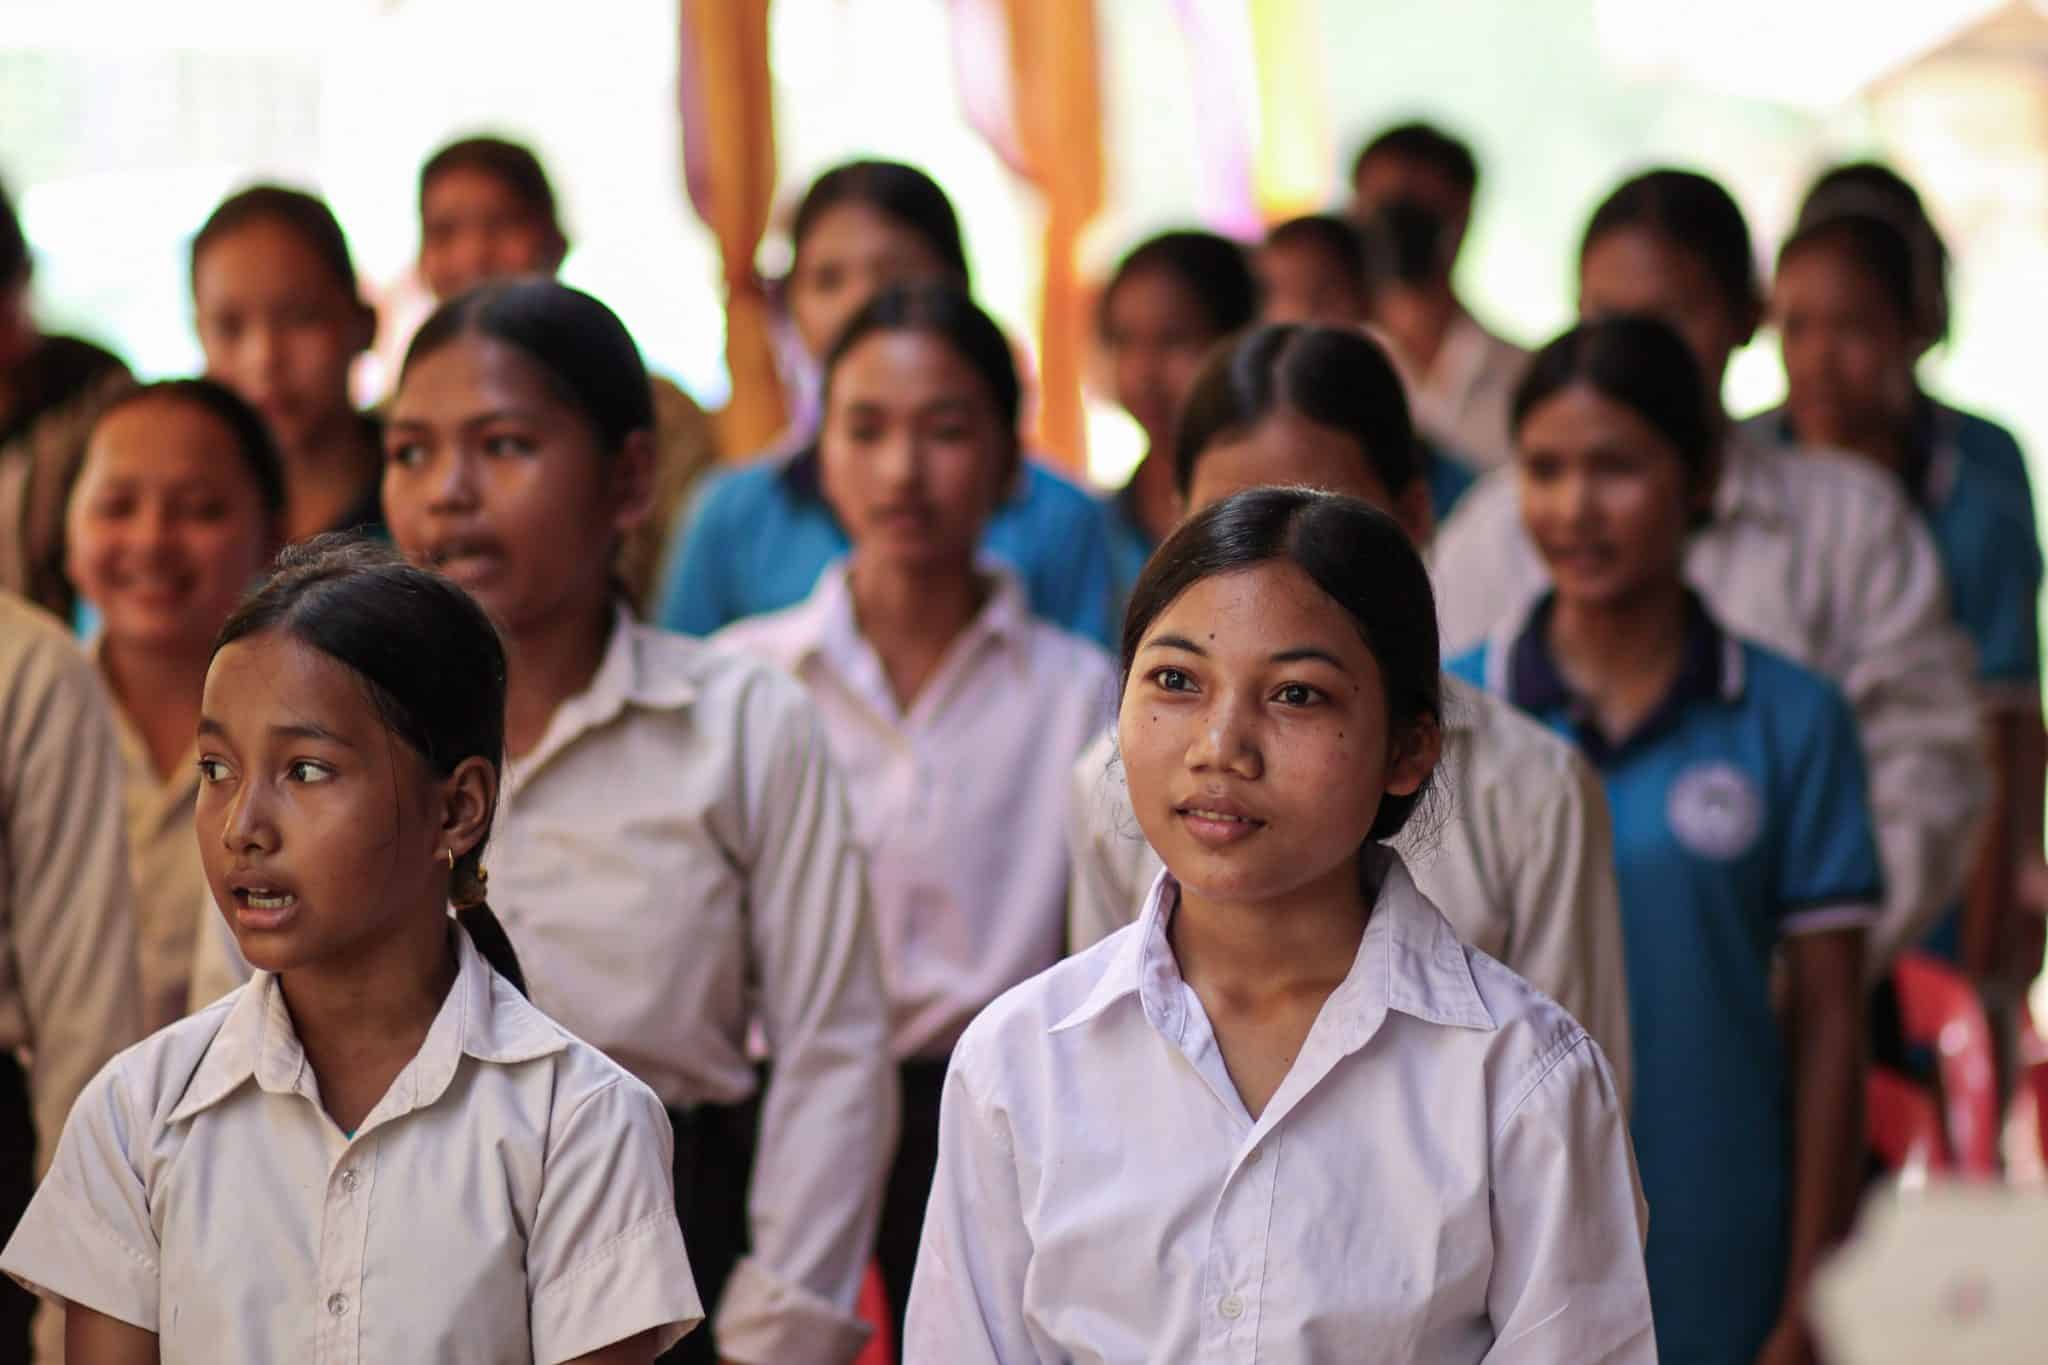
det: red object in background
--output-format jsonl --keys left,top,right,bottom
{"left": 1867, "top": 1066, "right": 1954, "bottom": 1172}
{"left": 1891, "top": 953, "right": 2001, "bottom": 1176}
{"left": 2018, "top": 1004, "right": 2048, "bottom": 1168}
{"left": 854, "top": 1263, "right": 893, "bottom": 1365}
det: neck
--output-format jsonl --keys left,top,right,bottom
{"left": 1171, "top": 860, "right": 1372, "bottom": 1000}
{"left": 1382, "top": 283, "right": 1460, "bottom": 376}
{"left": 282, "top": 410, "right": 377, "bottom": 542}
{"left": 504, "top": 601, "right": 616, "bottom": 760}
{"left": 845, "top": 549, "right": 986, "bottom": 710}
{"left": 1130, "top": 451, "right": 1181, "bottom": 544}
{"left": 99, "top": 634, "right": 210, "bottom": 778}
{"left": 1548, "top": 577, "right": 1691, "bottom": 738}
{"left": 278, "top": 918, "right": 457, "bottom": 1099}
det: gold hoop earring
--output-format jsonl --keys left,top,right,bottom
{"left": 445, "top": 848, "right": 456, "bottom": 872}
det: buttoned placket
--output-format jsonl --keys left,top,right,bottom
{"left": 313, "top": 1131, "right": 379, "bottom": 1364}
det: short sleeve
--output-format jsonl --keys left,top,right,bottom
{"left": 1950, "top": 490, "right": 2042, "bottom": 693}
{"left": 0, "top": 1060, "right": 160, "bottom": 1330}
{"left": 1777, "top": 676, "right": 1885, "bottom": 934}
{"left": 994, "top": 464, "right": 1118, "bottom": 649}
{"left": 527, "top": 1073, "right": 702, "bottom": 1364}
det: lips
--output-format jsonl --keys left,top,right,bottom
{"left": 1174, "top": 796, "right": 1267, "bottom": 848}
{"left": 424, "top": 534, "right": 505, "bottom": 583}
{"left": 229, "top": 877, "right": 302, "bottom": 932}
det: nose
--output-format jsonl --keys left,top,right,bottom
{"left": 135, "top": 501, "right": 178, "bottom": 559}
{"left": 1185, "top": 690, "right": 1263, "bottom": 780}
{"left": 872, "top": 429, "right": 923, "bottom": 493}
{"left": 217, "top": 774, "right": 279, "bottom": 858}
{"left": 423, "top": 446, "right": 480, "bottom": 514}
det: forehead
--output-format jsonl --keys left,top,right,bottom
{"left": 1355, "top": 153, "right": 1467, "bottom": 205}
{"left": 423, "top": 167, "right": 542, "bottom": 222}
{"left": 194, "top": 219, "right": 345, "bottom": 302}
{"left": 1105, "top": 267, "right": 1212, "bottom": 334}
{"left": 1517, "top": 383, "right": 1672, "bottom": 454}
{"left": 829, "top": 329, "right": 992, "bottom": 408}
{"left": 799, "top": 201, "right": 940, "bottom": 265}
{"left": 203, "top": 631, "right": 385, "bottom": 740}
{"left": 1258, "top": 239, "right": 1348, "bottom": 281}
{"left": 88, "top": 398, "right": 241, "bottom": 470}
{"left": 1144, "top": 560, "right": 1369, "bottom": 660}
{"left": 392, "top": 333, "right": 572, "bottom": 422}
{"left": 1191, "top": 416, "right": 1385, "bottom": 512}
{"left": 1579, "top": 228, "right": 1718, "bottom": 309}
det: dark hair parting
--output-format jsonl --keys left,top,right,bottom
{"left": 192, "top": 185, "right": 362, "bottom": 295}
{"left": 822, "top": 282, "right": 1023, "bottom": 435}
{"left": 1582, "top": 168, "right": 1759, "bottom": 324}
{"left": 792, "top": 159, "right": 971, "bottom": 285}
{"left": 215, "top": 536, "right": 529, "bottom": 994}
{"left": 1101, "top": 230, "right": 1260, "bottom": 341}
{"left": 1512, "top": 316, "right": 1718, "bottom": 488}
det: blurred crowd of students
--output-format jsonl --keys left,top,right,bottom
{"left": 0, "top": 114, "right": 2036, "bottom": 1364}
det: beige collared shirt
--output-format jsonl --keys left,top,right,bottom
{"left": 1067, "top": 672, "right": 1633, "bottom": 1101}
{"left": 0, "top": 929, "right": 700, "bottom": 1363}
{"left": 490, "top": 610, "right": 896, "bottom": 1365}
{"left": 88, "top": 642, "right": 211, "bottom": 1034}
{"left": 1412, "top": 309, "right": 1528, "bottom": 472}
{"left": 906, "top": 855, "right": 1653, "bottom": 1363}
{"left": 716, "top": 561, "right": 1118, "bottom": 1061}
{"left": 0, "top": 593, "right": 143, "bottom": 1171}
{"left": 1431, "top": 429, "right": 1988, "bottom": 969}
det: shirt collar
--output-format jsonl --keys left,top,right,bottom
{"left": 86, "top": 637, "right": 201, "bottom": 806}
{"left": 792, "top": 556, "right": 1038, "bottom": 675}
{"left": 168, "top": 927, "right": 568, "bottom": 1127}
{"left": 509, "top": 606, "right": 696, "bottom": 788}
{"left": 1052, "top": 850, "right": 1494, "bottom": 1042}
{"left": 1491, "top": 589, "right": 1743, "bottom": 765}
{"left": 1713, "top": 423, "right": 1787, "bottom": 527}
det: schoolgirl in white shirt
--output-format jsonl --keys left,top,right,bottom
{"left": 713, "top": 282, "right": 1116, "bottom": 1356}
{"left": 379, "top": 279, "right": 895, "bottom": 1365}
{"left": 2, "top": 538, "right": 698, "bottom": 1363}
{"left": 907, "top": 487, "right": 1653, "bottom": 1363}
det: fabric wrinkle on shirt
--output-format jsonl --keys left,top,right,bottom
{"left": 1411, "top": 309, "right": 1527, "bottom": 474}
{"left": 0, "top": 929, "right": 701, "bottom": 1364}
{"left": 904, "top": 853, "right": 1655, "bottom": 1364}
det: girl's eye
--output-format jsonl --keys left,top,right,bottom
{"left": 387, "top": 441, "right": 425, "bottom": 468}
{"left": 481, "top": 434, "right": 535, "bottom": 458}
{"left": 286, "top": 760, "right": 335, "bottom": 784}
{"left": 1149, "top": 666, "right": 1195, "bottom": 693}
{"left": 1274, "top": 682, "right": 1321, "bottom": 707}
{"left": 196, "top": 758, "right": 230, "bottom": 784}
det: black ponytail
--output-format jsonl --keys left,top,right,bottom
{"left": 216, "top": 534, "right": 530, "bottom": 996}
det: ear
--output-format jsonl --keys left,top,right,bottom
{"left": 438, "top": 755, "right": 498, "bottom": 863}
{"left": 610, "top": 428, "right": 657, "bottom": 537}
{"left": 1382, "top": 712, "right": 1443, "bottom": 799}
{"left": 1395, "top": 476, "right": 1435, "bottom": 552}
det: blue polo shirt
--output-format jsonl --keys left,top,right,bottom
{"left": 656, "top": 446, "right": 1118, "bottom": 647}
{"left": 1449, "top": 593, "right": 1881, "bottom": 1365}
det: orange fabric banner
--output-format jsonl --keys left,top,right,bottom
{"left": 679, "top": 0, "right": 787, "bottom": 458}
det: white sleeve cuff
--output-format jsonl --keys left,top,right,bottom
{"left": 1783, "top": 902, "right": 1880, "bottom": 936}
{"left": 713, "top": 1254, "right": 873, "bottom": 1365}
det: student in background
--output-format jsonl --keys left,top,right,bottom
{"left": 191, "top": 186, "right": 385, "bottom": 545}
{"left": 1068, "top": 323, "right": 1631, "bottom": 1092}
{"left": 1097, "top": 230, "right": 1259, "bottom": 592}
{"left": 3, "top": 538, "right": 700, "bottom": 1363}
{"left": 0, "top": 176, "right": 131, "bottom": 621}
{"left": 1450, "top": 317, "right": 1871, "bottom": 1365}
{"left": 661, "top": 160, "right": 1117, "bottom": 646}
{"left": 64, "top": 380, "right": 283, "bottom": 1032}
{"left": 908, "top": 487, "right": 1652, "bottom": 1363}
{"left": 1432, "top": 167, "right": 1984, "bottom": 974}
{"left": 0, "top": 588, "right": 143, "bottom": 1361}
{"left": 1762, "top": 190, "right": 2044, "bottom": 981}
{"left": 1349, "top": 120, "right": 1524, "bottom": 471}
{"left": 381, "top": 278, "right": 894, "bottom": 1365}
{"left": 1257, "top": 214, "right": 1475, "bottom": 521}
{"left": 715, "top": 283, "right": 1115, "bottom": 1357}
{"left": 415, "top": 135, "right": 719, "bottom": 611}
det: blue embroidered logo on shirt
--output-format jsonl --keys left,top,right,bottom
{"left": 1666, "top": 761, "right": 1764, "bottom": 861}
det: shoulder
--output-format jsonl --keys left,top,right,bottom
{"left": 1445, "top": 672, "right": 1585, "bottom": 789}
{"left": 1754, "top": 438, "right": 1923, "bottom": 537}
{"left": 81, "top": 997, "right": 239, "bottom": 1131}
{"left": 1018, "top": 458, "right": 1099, "bottom": 509}
{"left": 952, "top": 930, "right": 1134, "bottom": 1082}
{"left": 1435, "top": 464, "right": 1518, "bottom": 540}
{"left": 1946, "top": 403, "right": 2028, "bottom": 476}
{"left": 1738, "top": 638, "right": 1853, "bottom": 715}
{"left": 638, "top": 619, "right": 816, "bottom": 717}
{"left": 1459, "top": 947, "right": 1611, "bottom": 1133}
{"left": 1020, "top": 617, "right": 1116, "bottom": 688}
{"left": 543, "top": 1031, "right": 671, "bottom": 1135}
{"left": 688, "top": 458, "right": 787, "bottom": 523}
{"left": 704, "top": 600, "right": 817, "bottom": 676}
{"left": 0, "top": 595, "right": 112, "bottom": 733}
{"left": 1442, "top": 645, "right": 1489, "bottom": 691}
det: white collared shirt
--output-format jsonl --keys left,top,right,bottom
{"left": 716, "top": 560, "right": 1117, "bottom": 1059}
{"left": 488, "top": 609, "right": 897, "bottom": 1364}
{"left": 1430, "top": 428, "right": 1987, "bottom": 968}
{"left": 1068, "top": 672, "right": 1634, "bottom": 1102}
{"left": 906, "top": 856, "right": 1654, "bottom": 1364}
{"left": 1413, "top": 310, "right": 1528, "bottom": 472}
{"left": 0, "top": 594, "right": 143, "bottom": 1170}
{"left": 0, "top": 930, "right": 700, "bottom": 1364}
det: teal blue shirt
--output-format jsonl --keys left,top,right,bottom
{"left": 656, "top": 447, "right": 1118, "bottom": 647}
{"left": 1450, "top": 593, "right": 1882, "bottom": 1365}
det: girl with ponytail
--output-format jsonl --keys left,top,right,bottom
{"left": 1, "top": 535, "right": 701, "bottom": 1363}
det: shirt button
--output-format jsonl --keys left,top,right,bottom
{"left": 1219, "top": 1294, "right": 1245, "bottom": 1320}
{"left": 327, "top": 1293, "right": 349, "bottom": 1317}
{"left": 339, "top": 1170, "right": 360, "bottom": 1193}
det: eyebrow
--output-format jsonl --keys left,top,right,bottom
{"left": 1142, "top": 634, "right": 1207, "bottom": 656}
{"left": 1140, "top": 636, "right": 1350, "bottom": 670}
{"left": 195, "top": 717, "right": 356, "bottom": 747}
